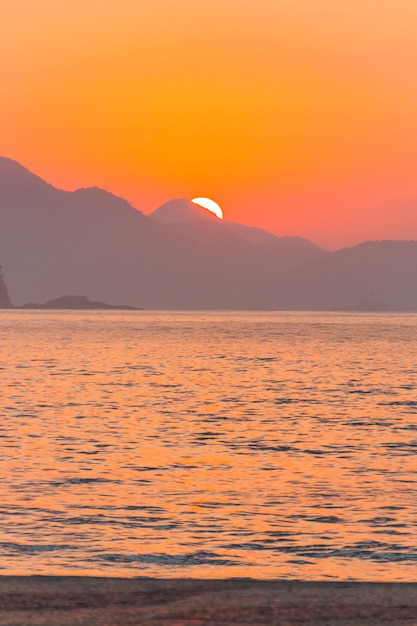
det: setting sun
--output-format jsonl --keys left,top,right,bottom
{"left": 192, "top": 197, "right": 223, "bottom": 220}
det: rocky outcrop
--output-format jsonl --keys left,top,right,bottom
{"left": 0, "top": 267, "right": 13, "bottom": 308}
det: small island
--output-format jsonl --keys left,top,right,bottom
{"left": 20, "top": 295, "right": 141, "bottom": 311}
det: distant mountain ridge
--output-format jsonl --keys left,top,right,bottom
{"left": 1, "top": 156, "right": 417, "bottom": 310}
{"left": 150, "top": 198, "right": 321, "bottom": 252}
{"left": 149, "top": 198, "right": 217, "bottom": 223}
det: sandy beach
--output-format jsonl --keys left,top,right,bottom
{"left": 0, "top": 577, "right": 416, "bottom": 625}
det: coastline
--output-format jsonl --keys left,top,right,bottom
{"left": 0, "top": 576, "right": 416, "bottom": 625}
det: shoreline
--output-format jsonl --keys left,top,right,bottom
{"left": 0, "top": 576, "right": 416, "bottom": 625}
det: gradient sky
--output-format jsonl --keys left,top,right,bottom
{"left": 2, "top": 0, "right": 417, "bottom": 248}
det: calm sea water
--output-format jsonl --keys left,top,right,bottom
{"left": 1, "top": 310, "right": 416, "bottom": 581}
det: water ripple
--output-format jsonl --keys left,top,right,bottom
{"left": 1, "top": 310, "right": 417, "bottom": 581}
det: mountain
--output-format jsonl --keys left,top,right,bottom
{"left": 224, "top": 222, "right": 319, "bottom": 251}
{"left": 149, "top": 199, "right": 324, "bottom": 273}
{"left": 0, "top": 159, "right": 322, "bottom": 309}
{"left": 149, "top": 198, "right": 218, "bottom": 223}
{"left": 271, "top": 240, "right": 417, "bottom": 311}
{"left": 1, "top": 156, "right": 417, "bottom": 310}
{"left": 150, "top": 198, "right": 321, "bottom": 255}
{"left": 0, "top": 157, "right": 174, "bottom": 307}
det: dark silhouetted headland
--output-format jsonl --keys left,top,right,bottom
{"left": 0, "top": 266, "right": 13, "bottom": 308}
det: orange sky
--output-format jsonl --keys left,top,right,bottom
{"left": 1, "top": 0, "right": 417, "bottom": 248}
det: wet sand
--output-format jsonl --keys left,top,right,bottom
{"left": 0, "top": 577, "right": 416, "bottom": 625}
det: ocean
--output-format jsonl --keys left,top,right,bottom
{"left": 1, "top": 310, "right": 416, "bottom": 581}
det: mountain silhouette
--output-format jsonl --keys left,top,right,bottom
{"left": 1, "top": 156, "right": 417, "bottom": 310}
{"left": 150, "top": 198, "right": 321, "bottom": 259}
{"left": 149, "top": 198, "right": 218, "bottom": 223}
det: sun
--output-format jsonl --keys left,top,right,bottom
{"left": 191, "top": 197, "right": 223, "bottom": 220}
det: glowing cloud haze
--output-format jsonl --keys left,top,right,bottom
{"left": 1, "top": 0, "right": 417, "bottom": 247}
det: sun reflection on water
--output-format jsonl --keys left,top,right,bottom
{"left": 1, "top": 310, "right": 416, "bottom": 580}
